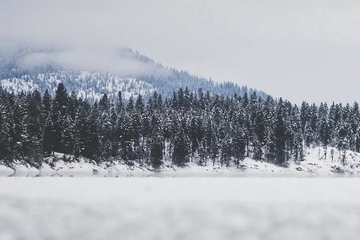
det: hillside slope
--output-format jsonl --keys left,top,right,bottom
{"left": 0, "top": 46, "right": 267, "bottom": 101}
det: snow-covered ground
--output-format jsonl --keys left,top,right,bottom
{"left": 0, "top": 177, "right": 360, "bottom": 240}
{"left": 1, "top": 147, "right": 360, "bottom": 239}
{"left": 0, "top": 147, "right": 359, "bottom": 177}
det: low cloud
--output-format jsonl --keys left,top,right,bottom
{"left": 9, "top": 44, "right": 171, "bottom": 78}
{"left": 2, "top": 0, "right": 360, "bottom": 103}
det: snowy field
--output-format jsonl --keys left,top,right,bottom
{"left": 1, "top": 178, "right": 360, "bottom": 240}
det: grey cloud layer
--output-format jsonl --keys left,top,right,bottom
{"left": 1, "top": 0, "right": 360, "bottom": 103}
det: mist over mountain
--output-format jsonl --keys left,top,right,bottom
{"left": 0, "top": 44, "right": 267, "bottom": 101}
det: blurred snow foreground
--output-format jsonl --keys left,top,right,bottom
{"left": 2, "top": 147, "right": 360, "bottom": 239}
{"left": 0, "top": 178, "right": 360, "bottom": 240}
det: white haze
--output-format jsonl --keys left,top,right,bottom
{"left": 1, "top": 0, "right": 360, "bottom": 103}
{"left": 16, "top": 45, "right": 170, "bottom": 77}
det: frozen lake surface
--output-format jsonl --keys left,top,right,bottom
{"left": 0, "top": 177, "right": 360, "bottom": 240}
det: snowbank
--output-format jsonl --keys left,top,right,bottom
{"left": 0, "top": 164, "right": 13, "bottom": 177}
{"left": 1, "top": 146, "right": 360, "bottom": 177}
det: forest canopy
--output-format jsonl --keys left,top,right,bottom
{"left": 0, "top": 83, "right": 358, "bottom": 168}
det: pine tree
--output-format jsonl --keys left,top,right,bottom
{"left": 116, "top": 91, "right": 124, "bottom": 114}
{"left": 252, "top": 137, "right": 263, "bottom": 161}
{"left": 291, "top": 105, "right": 304, "bottom": 162}
{"left": 263, "top": 95, "right": 276, "bottom": 163}
{"left": 85, "top": 107, "right": 100, "bottom": 161}
{"left": 189, "top": 117, "right": 202, "bottom": 156}
{"left": 233, "top": 127, "right": 246, "bottom": 165}
{"left": 42, "top": 90, "right": 52, "bottom": 114}
{"left": 26, "top": 90, "right": 43, "bottom": 164}
{"left": 10, "top": 92, "right": 29, "bottom": 161}
{"left": 50, "top": 83, "right": 70, "bottom": 153}
{"left": 149, "top": 115, "right": 164, "bottom": 167}
{"left": 61, "top": 113, "right": 75, "bottom": 154}
{"left": 68, "top": 91, "right": 79, "bottom": 120}
{"left": 99, "top": 93, "right": 110, "bottom": 112}
{"left": 220, "top": 137, "right": 232, "bottom": 167}
{"left": 54, "top": 83, "right": 68, "bottom": 114}
{"left": 126, "top": 96, "right": 135, "bottom": 113}
{"left": 0, "top": 96, "right": 12, "bottom": 162}
{"left": 317, "top": 103, "right": 330, "bottom": 159}
{"left": 172, "top": 124, "right": 191, "bottom": 166}
{"left": 43, "top": 108, "right": 56, "bottom": 156}
{"left": 135, "top": 94, "right": 145, "bottom": 114}
{"left": 73, "top": 101, "right": 91, "bottom": 158}
{"left": 274, "top": 99, "right": 286, "bottom": 165}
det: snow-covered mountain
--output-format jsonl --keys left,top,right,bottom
{"left": 1, "top": 71, "right": 155, "bottom": 102}
{"left": 0, "top": 45, "right": 267, "bottom": 101}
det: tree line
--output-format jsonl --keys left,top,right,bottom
{"left": 0, "top": 83, "right": 359, "bottom": 168}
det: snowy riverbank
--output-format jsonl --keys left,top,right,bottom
{"left": 1, "top": 147, "right": 360, "bottom": 177}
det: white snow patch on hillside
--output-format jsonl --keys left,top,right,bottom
{"left": 0, "top": 78, "right": 38, "bottom": 93}
{"left": 0, "top": 71, "right": 156, "bottom": 101}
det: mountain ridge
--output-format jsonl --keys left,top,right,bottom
{"left": 0, "top": 45, "right": 268, "bottom": 101}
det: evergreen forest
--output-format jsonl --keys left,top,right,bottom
{"left": 0, "top": 83, "right": 358, "bottom": 168}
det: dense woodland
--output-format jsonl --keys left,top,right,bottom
{"left": 0, "top": 83, "right": 359, "bottom": 168}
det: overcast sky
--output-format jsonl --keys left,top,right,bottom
{"left": 1, "top": 0, "right": 360, "bottom": 104}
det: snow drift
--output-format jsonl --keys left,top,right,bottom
{"left": 1, "top": 146, "right": 360, "bottom": 177}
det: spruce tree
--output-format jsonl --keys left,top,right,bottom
{"left": 274, "top": 99, "right": 286, "bottom": 165}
